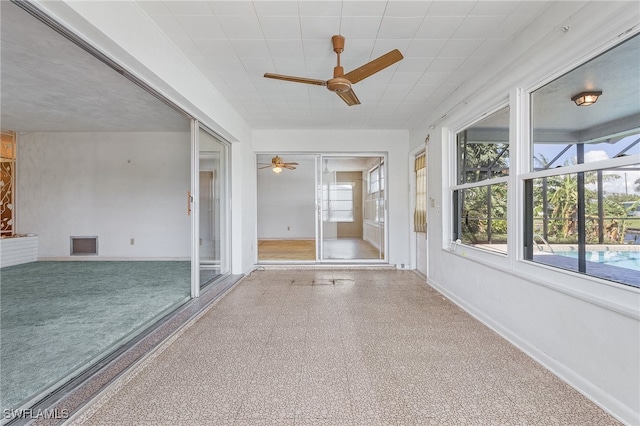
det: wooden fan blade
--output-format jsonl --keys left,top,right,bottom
{"left": 258, "top": 165, "right": 272, "bottom": 169}
{"left": 343, "top": 49, "right": 403, "bottom": 84}
{"left": 284, "top": 162, "right": 299, "bottom": 166}
{"left": 336, "top": 88, "right": 361, "bottom": 106}
{"left": 284, "top": 165, "right": 296, "bottom": 170}
{"left": 264, "top": 73, "right": 326, "bottom": 86}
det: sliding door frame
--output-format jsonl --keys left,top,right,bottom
{"left": 317, "top": 153, "right": 388, "bottom": 263}
{"left": 191, "top": 120, "right": 232, "bottom": 298}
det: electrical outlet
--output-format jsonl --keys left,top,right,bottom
{"left": 287, "top": 226, "right": 290, "bottom": 231}
{"left": 130, "top": 238, "right": 135, "bottom": 245}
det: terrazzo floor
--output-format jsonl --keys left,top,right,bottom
{"left": 72, "top": 269, "right": 619, "bottom": 426}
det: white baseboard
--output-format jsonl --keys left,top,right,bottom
{"left": 426, "top": 277, "right": 637, "bottom": 426}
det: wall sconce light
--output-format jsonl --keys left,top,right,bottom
{"left": 272, "top": 166, "right": 283, "bottom": 174}
{"left": 571, "top": 91, "right": 602, "bottom": 106}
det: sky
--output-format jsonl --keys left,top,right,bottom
{"left": 534, "top": 134, "right": 640, "bottom": 196}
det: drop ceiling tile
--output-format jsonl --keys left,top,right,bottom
{"left": 418, "top": 71, "right": 452, "bottom": 86}
{"left": 209, "top": 1, "right": 256, "bottom": 15}
{"left": 300, "top": 16, "right": 342, "bottom": 39}
{"left": 171, "top": 38, "right": 204, "bottom": 58}
{"left": 230, "top": 39, "right": 271, "bottom": 57}
{"left": 378, "top": 16, "right": 424, "bottom": 39}
{"left": 194, "top": 39, "right": 237, "bottom": 57}
{"left": 392, "top": 71, "right": 426, "bottom": 86}
{"left": 371, "top": 39, "right": 412, "bottom": 57}
{"left": 304, "top": 55, "right": 335, "bottom": 74}
{"left": 136, "top": 1, "right": 171, "bottom": 16}
{"left": 406, "top": 39, "right": 446, "bottom": 57}
{"left": 459, "top": 56, "right": 490, "bottom": 72}
{"left": 395, "top": 56, "right": 434, "bottom": 72}
{"left": 380, "top": 85, "right": 413, "bottom": 101}
{"left": 259, "top": 16, "right": 302, "bottom": 39}
{"left": 473, "top": 38, "right": 508, "bottom": 57}
{"left": 453, "top": 16, "right": 507, "bottom": 38}
{"left": 269, "top": 56, "right": 307, "bottom": 75}
{"left": 341, "top": 1, "right": 387, "bottom": 17}
{"left": 384, "top": 1, "right": 433, "bottom": 17}
{"left": 441, "top": 39, "right": 483, "bottom": 57}
{"left": 512, "top": 1, "right": 553, "bottom": 17}
{"left": 427, "top": 1, "right": 476, "bottom": 16}
{"left": 239, "top": 57, "right": 274, "bottom": 75}
{"left": 340, "top": 38, "right": 376, "bottom": 58}
{"left": 165, "top": 1, "right": 213, "bottom": 15}
{"left": 470, "top": 1, "right": 519, "bottom": 16}
{"left": 192, "top": 55, "right": 245, "bottom": 73}
{"left": 298, "top": 1, "right": 342, "bottom": 16}
{"left": 253, "top": 1, "right": 300, "bottom": 17}
{"left": 490, "top": 14, "right": 536, "bottom": 39}
{"left": 219, "top": 15, "right": 263, "bottom": 39}
{"left": 233, "top": 83, "right": 264, "bottom": 95}
{"left": 302, "top": 39, "right": 335, "bottom": 64}
{"left": 214, "top": 71, "right": 255, "bottom": 85}
{"left": 415, "top": 16, "right": 464, "bottom": 39}
{"left": 266, "top": 39, "right": 304, "bottom": 57}
{"left": 340, "top": 16, "right": 383, "bottom": 39}
{"left": 174, "top": 15, "right": 225, "bottom": 39}
{"left": 150, "top": 14, "right": 190, "bottom": 39}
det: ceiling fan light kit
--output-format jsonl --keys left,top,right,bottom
{"left": 264, "top": 34, "right": 403, "bottom": 106}
{"left": 258, "top": 155, "right": 298, "bottom": 173}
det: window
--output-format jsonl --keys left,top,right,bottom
{"left": 452, "top": 106, "right": 510, "bottom": 253}
{"left": 365, "top": 162, "right": 385, "bottom": 223}
{"left": 525, "top": 33, "right": 640, "bottom": 287}
{"left": 322, "top": 182, "right": 354, "bottom": 222}
{"left": 369, "top": 163, "right": 384, "bottom": 194}
{"left": 414, "top": 152, "right": 427, "bottom": 233}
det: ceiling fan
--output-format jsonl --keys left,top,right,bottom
{"left": 264, "top": 35, "right": 403, "bottom": 106}
{"left": 258, "top": 155, "right": 298, "bottom": 174}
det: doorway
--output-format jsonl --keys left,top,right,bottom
{"left": 256, "top": 154, "right": 386, "bottom": 263}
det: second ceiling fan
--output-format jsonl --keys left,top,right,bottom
{"left": 264, "top": 35, "right": 403, "bottom": 106}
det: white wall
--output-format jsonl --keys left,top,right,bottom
{"left": 253, "top": 129, "right": 410, "bottom": 268}
{"left": 35, "top": 0, "right": 256, "bottom": 274}
{"left": 410, "top": 2, "right": 640, "bottom": 424}
{"left": 16, "top": 132, "right": 191, "bottom": 259}
{"left": 257, "top": 156, "right": 316, "bottom": 239}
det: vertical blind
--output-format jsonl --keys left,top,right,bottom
{"left": 414, "top": 153, "right": 427, "bottom": 233}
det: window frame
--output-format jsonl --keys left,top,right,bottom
{"left": 450, "top": 104, "right": 511, "bottom": 254}
{"left": 521, "top": 33, "right": 640, "bottom": 287}
{"left": 322, "top": 181, "right": 355, "bottom": 223}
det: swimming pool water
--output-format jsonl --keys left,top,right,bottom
{"left": 554, "top": 250, "right": 640, "bottom": 271}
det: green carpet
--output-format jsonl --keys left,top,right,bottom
{"left": 0, "top": 261, "right": 190, "bottom": 411}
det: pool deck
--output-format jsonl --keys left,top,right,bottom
{"left": 533, "top": 245, "right": 639, "bottom": 287}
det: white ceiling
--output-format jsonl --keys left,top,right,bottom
{"left": 1, "top": 1, "right": 638, "bottom": 136}
{"left": 136, "top": 0, "right": 554, "bottom": 129}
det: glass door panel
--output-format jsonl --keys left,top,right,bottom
{"left": 319, "top": 155, "right": 386, "bottom": 261}
{"left": 198, "top": 128, "right": 228, "bottom": 288}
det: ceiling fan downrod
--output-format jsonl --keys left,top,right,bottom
{"left": 328, "top": 35, "right": 351, "bottom": 93}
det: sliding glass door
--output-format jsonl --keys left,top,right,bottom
{"left": 318, "top": 155, "right": 386, "bottom": 261}
{"left": 197, "top": 127, "right": 229, "bottom": 290}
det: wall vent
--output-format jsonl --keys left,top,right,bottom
{"left": 70, "top": 236, "right": 98, "bottom": 256}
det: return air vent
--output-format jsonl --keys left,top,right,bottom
{"left": 70, "top": 236, "right": 98, "bottom": 256}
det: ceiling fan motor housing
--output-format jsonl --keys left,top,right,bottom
{"left": 327, "top": 77, "right": 351, "bottom": 93}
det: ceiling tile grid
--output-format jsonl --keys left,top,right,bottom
{"left": 137, "top": 0, "right": 555, "bottom": 129}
